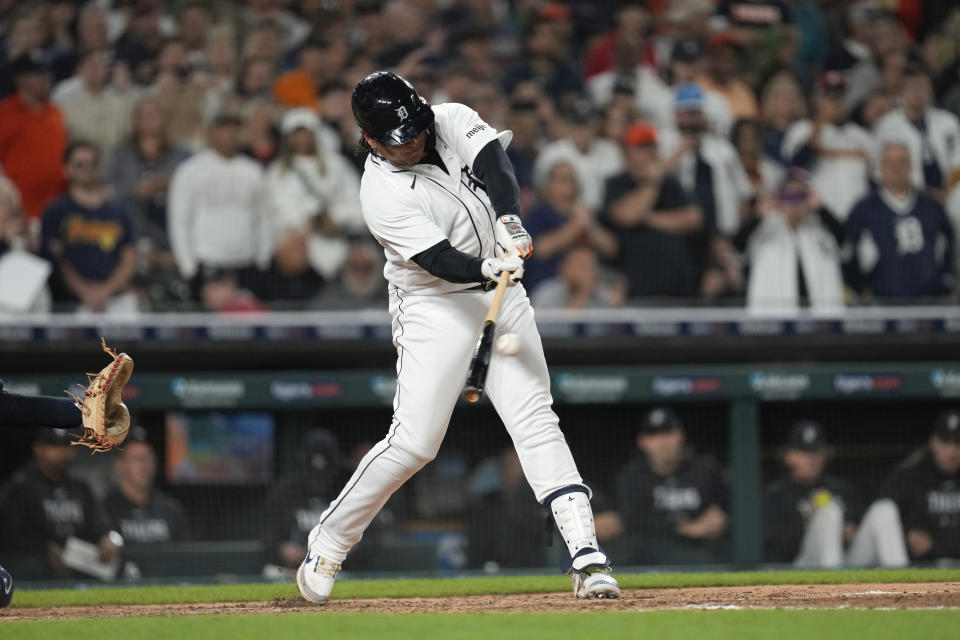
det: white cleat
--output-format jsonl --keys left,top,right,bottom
{"left": 297, "top": 551, "right": 341, "bottom": 604}
{"left": 572, "top": 566, "right": 621, "bottom": 600}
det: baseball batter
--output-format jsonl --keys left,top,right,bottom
{"left": 297, "top": 72, "right": 620, "bottom": 602}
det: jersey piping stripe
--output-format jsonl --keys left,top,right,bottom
{"left": 419, "top": 174, "right": 484, "bottom": 255}
{"left": 319, "top": 289, "right": 407, "bottom": 527}
{"left": 460, "top": 179, "right": 497, "bottom": 238}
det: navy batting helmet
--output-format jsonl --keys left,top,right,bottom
{"left": 352, "top": 71, "right": 434, "bottom": 146}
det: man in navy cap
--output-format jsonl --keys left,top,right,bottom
{"left": 615, "top": 406, "right": 729, "bottom": 564}
{"left": 849, "top": 410, "right": 960, "bottom": 565}
{"left": 764, "top": 420, "right": 863, "bottom": 566}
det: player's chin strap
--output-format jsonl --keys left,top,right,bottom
{"left": 543, "top": 485, "right": 610, "bottom": 574}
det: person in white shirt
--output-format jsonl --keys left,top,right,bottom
{"left": 874, "top": 60, "right": 960, "bottom": 198}
{"left": 52, "top": 49, "right": 137, "bottom": 157}
{"left": 659, "top": 83, "right": 753, "bottom": 236}
{"left": 743, "top": 169, "right": 845, "bottom": 313}
{"left": 586, "top": 33, "right": 675, "bottom": 132}
{"left": 264, "top": 108, "right": 363, "bottom": 281}
{"left": 167, "top": 111, "right": 270, "bottom": 296}
{"left": 782, "top": 71, "right": 874, "bottom": 222}
{"left": 533, "top": 98, "right": 623, "bottom": 213}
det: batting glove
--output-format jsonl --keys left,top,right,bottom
{"left": 495, "top": 214, "right": 533, "bottom": 259}
{"left": 481, "top": 254, "right": 524, "bottom": 286}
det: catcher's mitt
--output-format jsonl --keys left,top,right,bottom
{"left": 65, "top": 338, "right": 135, "bottom": 453}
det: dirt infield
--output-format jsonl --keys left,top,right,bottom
{"left": 2, "top": 582, "right": 958, "bottom": 619}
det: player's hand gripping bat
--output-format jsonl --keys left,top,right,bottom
{"left": 463, "top": 271, "right": 512, "bottom": 403}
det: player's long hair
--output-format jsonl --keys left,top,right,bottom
{"left": 356, "top": 126, "right": 437, "bottom": 162}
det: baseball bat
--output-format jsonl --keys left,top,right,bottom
{"left": 463, "top": 271, "right": 512, "bottom": 403}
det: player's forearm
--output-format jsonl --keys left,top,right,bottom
{"left": 0, "top": 390, "right": 80, "bottom": 428}
{"left": 412, "top": 239, "right": 485, "bottom": 283}
{"left": 472, "top": 140, "right": 522, "bottom": 219}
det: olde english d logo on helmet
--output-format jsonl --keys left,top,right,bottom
{"left": 395, "top": 106, "right": 409, "bottom": 121}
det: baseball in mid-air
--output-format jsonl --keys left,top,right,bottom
{"left": 495, "top": 332, "right": 522, "bottom": 357}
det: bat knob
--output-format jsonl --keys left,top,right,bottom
{"left": 464, "top": 388, "right": 482, "bottom": 404}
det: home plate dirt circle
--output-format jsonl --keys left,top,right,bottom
{"left": 2, "top": 582, "right": 958, "bottom": 619}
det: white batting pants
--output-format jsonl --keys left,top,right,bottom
{"left": 845, "top": 499, "right": 909, "bottom": 567}
{"left": 794, "top": 501, "right": 844, "bottom": 568}
{"left": 309, "top": 285, "right": 584, "bottom": 563}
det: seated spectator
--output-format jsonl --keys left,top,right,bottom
{"left": 0, "top": 178, "right": 27, "bottom": 256}
{"left": 665, "top": 38, "right": 733, "bottom": 138}
{"left": 782, "top": 72, "right": 874, "bottom": 222}
{"left": 503, "top": 98, "right": 541, "bottom": 204}
{"left": 312, "top": 241, "right": 386, "bottom": 310}
{"left": 533, "top": 98, "right": 623, "bottom": 213}
{"left": 531, "top": 246, "right": 625, "bottom": 310}
{"left": 695, "top": 34, "right": 759, "bottom": 121}
{"left": 616, "top": 407, "right": 728, "bottom": 564}
{"left": 660, "top": 84, "right": 753, "bottom": 236}
{"left": 52, "top": 49, "right": 136, "bottom": 158}
{"left": 316, "top": 80, "right": 361, "bottom": 159}
{"left": 113, "top": 0, "right": 165, "bottom": 87}
{"left": 105, "top": 96, "right": 192, "bottom": 308}
{"left": 0, "top": 177, "right": 50, "bottom": 313}
{"left": 0, "top": 8, "right": 49, "bottom": 98}
{"left": 601, "top": 122, "right": 704, "bottom": 299}
{"left": 585, "top": 33, "right": 674, "bottom": 131}
{"left": 0, "top": 428, "right": 118, "bottom": 579}
{"left": 502, "top": 18, "right": 583, "bottom": 104}
{"left": 742, "top": 170, "right": 845, "bottom": 312}
{"left": 41, "top": 141, "right": 137, "bottom": 314}
{"left": 264, "top": 108, "right": 363, "bottom": 281}
{"left": 845, "top": 142, "right": 955, "bottom": 301}
{"left": 764, "top": 421, "right": 863, "bottom": 567}
{"left": 261, "top": 429, "right": 385, "bottom": 571}
{"left": 731, "top": 118, "right": 784, "bottom": 201}
{"left": 273, "top": 35, "right": 348, "bottom": 109}
{"left": 178, "top": 2, "right": 212, "bottom": 69}
{"left": 254, "top": 231, "right": 325, "bottom": 305}
{"left": 168, "top": 111, "right": 271, "bottom": 297}
{"left": 150, "top": 38, "right": 210, "bottom": 150}
{"left": 49, "top": 3, "right": 111, "bottom": 83}
{"left": 104, "top": 434, "right": 190, "bottom": 545}
{"left": 0, "top": 52, "right": 68, "bottom": 221}
{"left": 523, "top": 160, "right": 617, "bottom": 292}
{"left": 847, "top": 410, "right": 960, "bottom": 566}
{"left": 758, "top": 69, "right": 808, "bottom": 165}
{"left": 199, "top": 267, "right": 266, "bottom": 313}
{"left": 241, "top": 99, "right": 281, "bottom": 167}
{"left": 874, "top": 61, "right": 960, "bottom": 199}
{"left": 583, "top": 1, "right": 652, "bottom": 79}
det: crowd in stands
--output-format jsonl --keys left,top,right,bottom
{"left": 1, "top": 0, "right": 960, "bottom": 313}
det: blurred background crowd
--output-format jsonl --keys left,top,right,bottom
{"left": 2, "top": 0, "right": 960, "bottom": 314}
